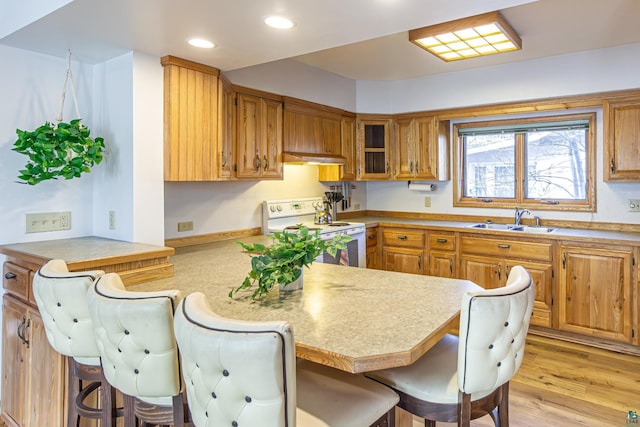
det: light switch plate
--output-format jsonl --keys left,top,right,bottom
{"left": 178, "top": 221, "right": 194, "bottom": 232}
{"left": 26, "top": 212, "right": 71, "bottom": 233}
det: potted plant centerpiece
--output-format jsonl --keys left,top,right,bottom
{"left": 229, "top": 225, "right": 352, "bottom": 300}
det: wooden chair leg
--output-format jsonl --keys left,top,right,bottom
{"left": 424, "top": 420, "right": 436, "bottom": 427}
{"left": 172, "top": 394, "right": 185, "bottom": 427}
{"left": 123, "top": 393, "right": 137, "bottom": 427}
{"left": 497, "top": 382, "right": 510, "bottom": 427}
{"left": 457, "top": 392, "right": 471, "bottom": 427}
{"left": 67, "top": 357, "right": 80, "bottom": 427}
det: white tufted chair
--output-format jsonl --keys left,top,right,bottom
{"left": 32, "top": 259, "right": 120, "bottom": 427}
{"left": 174, "top": 291, "right": 400, "bottom": 427}
{"left": 87, "top": 272, "right": 188, "bottom": 427}
{"left": 366, "top": 265, "right": 535, "bottom": 427}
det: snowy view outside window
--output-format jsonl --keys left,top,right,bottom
{"left": 463, "top": 128, "right": 587, "bottom": 201}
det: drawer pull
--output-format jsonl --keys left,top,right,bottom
{"left": 436, "top": 238, "right": 448, "bottom": 244}
{"left": 368, "top": 235, "right": 376, "bottom": 240}
{"left": 4, "top": 272, "right": 17, "bottom": 280}
{"left": 497, "top": 244, "right": 511, "bottom": 249}
{"left": 397, "top": 235, "right": 408, "bottom": 240}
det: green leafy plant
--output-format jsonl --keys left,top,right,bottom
{"left": 229, "top": 225, "right": 352, "bottom": 300}
{"left": 12, "top": 119, "right": 105, "bottom": 185}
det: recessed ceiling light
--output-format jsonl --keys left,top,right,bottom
{"left": 188, "top": 38, "right": 215, "bottom": 49}
{"left": 264, "top": 16, "right": 294, "bottom": 29}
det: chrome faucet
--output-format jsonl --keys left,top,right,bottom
{"left": 514, "top": 206, "right": 531, "bottom": 227}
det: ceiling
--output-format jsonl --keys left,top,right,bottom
{"left": 2, "top": 0, "right": 640, "bottom": 81}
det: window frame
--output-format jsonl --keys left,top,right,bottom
{"left": 453, "top": 112, "right": 596, "bottom": 212}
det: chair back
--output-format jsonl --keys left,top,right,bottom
{"left": 87, "top": 272, "right": 182, "bottom": 404}
{"left": 174, "top": 292, "right": 296, "bottom": 427}
{"left": 32, "top": 259, "right": 104, "bottom": 362}
{"left": 457, "top": 265, "right": 534, "bottom": 394}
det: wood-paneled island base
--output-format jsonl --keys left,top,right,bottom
{"left": 130, "top": 236, "right": 481, "bottom": 374}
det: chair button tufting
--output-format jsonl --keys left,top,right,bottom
{"left": 232, "top": 421, "right": 238, "bottom": 427}
{"left": 504, "top": 321, "right": 509, "bottom": 327}
{"left": 223, "top": 369, "right": 229, "bottom": 377}
{"left": 511, "top": 338, "right": 515, "bottom": 343}
{"left": 134, "top": 369, "right": 139, "bottom": 374}
{"left": 144, "top": 349, "right": 150, "bottom": 354}
{"left": 57, "top": 302, "right": 61, "bottom": 307}
{"left": 73, "top": 318, "right": 78, "bottom": 323}
{"left": 118, "top": 348, "right": 122, "bottom": 353}
{"left": 488, "top": 344, "right": 494, "bottom": 349}
{"left": 245, "top": 396, "right": 252, "bottom": 403}
{"left": 497, "top": 362, "right": 502, "bottom": 367}
{"left": 211, "top": 392, "right": 217, "bottom": 399}
{"left": 124, "top": 329, "right": 130, "bottom": 335}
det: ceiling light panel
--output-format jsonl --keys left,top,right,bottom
{"left": 409, "top": 11, "right": 521, "bottom": 62}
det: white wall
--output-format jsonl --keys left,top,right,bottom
{"left": 0, "top": 45, "right": 96, "bottom": 249}
{"left": 226, "top": 58, "right": 357, "bottom": 111}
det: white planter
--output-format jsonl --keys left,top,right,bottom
{"left": 279, "top": 270, "right": 303, "bottom": 291}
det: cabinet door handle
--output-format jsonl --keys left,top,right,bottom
{"left": 436, "top": 238, "right": 448, "bottom": 244}
{"left": 17, "top": 316, "right": 26, "bottom": 345}
{"left": 4, "top": 272, "right": 17, "bottom": 280}
{"left": 497, "top": 264, "right": 502, "bottom": 280}
{"left": 255, "top": 155, "right": 261, "bottom": 171}
{"left": 562, "top": 252, "right": 566, "bottom": 269}
{"left": 409, "top": 161, "right": 413, "bottom": 173}
{"left": 610, "top": 157, "right": 615, "bottom": 174}
{"left": 221, "top": 151, "right": 227, "bottom": 167}
{"left": 418, "top": 256, "right": 422, "bottom": 270}
{"left": 449, "top": 259, "right": 453, "bottom": 274}
{"left": 497, "top": 244, "right": 511, "bottom": 249}
{"left": 23, "top": 318, "right": 30, "bottom": 349}
{"left": 263, "top": 155, "right": 269, "bottom": 172}
{"left": 386, "top": 162, "right": 390, "bottom": 173}
{"left": 397, "top": 235, "right": 408, "bottom": 240}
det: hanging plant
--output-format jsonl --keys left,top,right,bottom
{"left": 12, "top": 51, "right": 105, "bottom": 185}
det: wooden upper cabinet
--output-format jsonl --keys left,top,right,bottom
{"left": 357, "top": 116, "right": 392, "bottom": 180}
{"left": 604, "top": 98, "right": 640, "bottom": 181}
{"left": 283, "top": 98, "right": 346, "bottom": 162}
{"left": 393, "top": 114, "right": 449, "bottom": 181}
{"left": 162, "top": 55, "right": 226, "bottom": 181}
{"left": 217, "top": 75, "right": 237, "bottom": 180}
{"left": 340, "top": 113, "right": 357, "bottom": 180}
{"left": 236, "top": 88, "right": 283, "bottom": 180}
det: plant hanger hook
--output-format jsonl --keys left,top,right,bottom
{"left": 56, "top": 49, "right": 82, "bottom": 123}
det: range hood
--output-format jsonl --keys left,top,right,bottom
{"left": 282, "top": 151, "right": 347, "bottom": 164}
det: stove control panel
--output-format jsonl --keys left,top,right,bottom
{"left": 264, "top": 198, "right": 324, "bottom": 219}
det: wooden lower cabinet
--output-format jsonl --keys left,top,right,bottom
{"left": 2, "top": 294, "right": 65, "bottom": 427}
{"left": 382, "top": 228, "right": 425, "bottom": 274}
{"left": 460, "top": 235, "right": 553, "bottom": 328}
{"left": 427, "top": 232, "right": 457, "bottom": 279}
{"left": 558, "top": 243, "right": 634, "bottom": 343}
{"left": 383, "top": 247, "right": 424, "bottom": 274}
{"left": 366, "top": 226, "right": 379, "bottom": 269}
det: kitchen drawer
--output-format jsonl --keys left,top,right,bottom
{"left": 3, "top": 262, "right": 31, "bottom": 300}
{"left": 382, "top": 228, "right": 425, "bottom": 249}
{"left": 460, "top": 235, "right": 551, "bottom": 261}
{"left": 366, "top": 227, "right": 378, "bottom": 249}
{"left": 428, "top": 232, "right": 456, "bottom": 251}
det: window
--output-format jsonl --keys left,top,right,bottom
{"left": 454, "top": 113, "right": 596, "bottom": 211}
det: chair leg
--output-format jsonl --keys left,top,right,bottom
{"left": 497, "top": 382, "right": 510, "bottom": 427}
{"left": 424, "top": 420, "right": 436, "bottom": 427}
{"left": 67, "top": 357, "right": 80, "bottom": 427}
{"left": 457, "top": 392, "right": 471, "bottom": 427}
{"left": 100, "top": 368, "right": 118, "bottom": 427}
{"left": 123, "top": 393, "right": 137, "bottom": 427}
{"left": 172, "top": 394, "right": 185, "bottom": 427}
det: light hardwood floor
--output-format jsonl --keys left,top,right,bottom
{"left": 409, "top": 334, "right": 640, "bottom": 427}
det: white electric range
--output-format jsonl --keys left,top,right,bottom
{"left": 262, "top": 197, "right": 366, "bottom": 267}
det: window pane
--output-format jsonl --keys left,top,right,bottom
{"left": 525, "top": 129, "right": 587, "bottom": 200}
{"left": 464, "top": 133, "right": 515, "bottom": 198}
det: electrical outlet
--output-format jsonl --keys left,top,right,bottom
{"left": 353, "top": 203, "right": 361, "bottom": 210}
{"left": 109, "top": 211, "right": 116, "bottom": 230}
{"left": 26, "top": 212, "right": 72, "bottom": 233}
{"left": 424, "top": 197, "right": 431, "bottom": 207}
{"left": 629, "top": 199, "right": 640, "bottom": 212}
{"left": 178, "top": 221, "right": 194, "bottom": 232}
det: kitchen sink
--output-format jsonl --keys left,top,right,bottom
{"left": 469, "top": 223, "right": 513, "bottom": 230}
{"left": 469, "top": 223, "right": 556, "bottom": 233}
